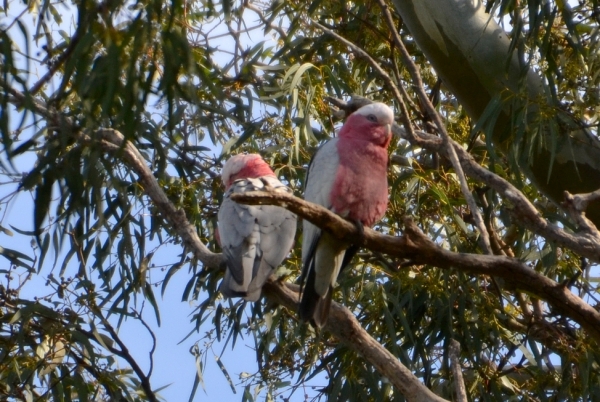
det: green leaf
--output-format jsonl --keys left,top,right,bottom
{"left": 215, "top": 355, "right": 236, "bottom": 394}
{"left": 161, "top": 261, "right": 183, "bottom": 297}
{"left": 34, "top": 169, "right": 54, "bottom": 237}
{"left": 0, "top": 246, "right": 34, "bottom": 270}
{"left": 289, "top": 62, "right": 316, "bottom": 92}
{"left": 144, "top": 283, "right": 161, "bottom": 326}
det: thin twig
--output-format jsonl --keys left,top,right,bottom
{"left": 83, "top": 311, "right": 159, "bottom": 402}
{"left": 448, "top": 339, "right": 467, "bottom": 402}
{"left": 29, "top": 30, "right": 83, "bottom": 95}
{"left": 563, "top": 189, "right": 600, "bottom": 233}
{"left": 308, "top": 19, "right": 417, "bottom": 141}
{"left": 134, "top": 309, "right": 157, "bottom": 379}
{"left": 565, "top": 188, "right": 600, "bottom": 212}
{"left": 398, "top": 125, "right": 600, "bottom": 261}
{"left": 246, "top": 3, "right": 288, "bottom": 39}
{"left": 375, "top": 0, "right": 493, "bottom": 254}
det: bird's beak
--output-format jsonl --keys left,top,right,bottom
{"left": 390, "top": 123, "right": 402, "bottom": 138}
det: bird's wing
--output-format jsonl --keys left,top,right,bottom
{"left": 244, "top": 176, "right": 297, "bottom": 300}
{"left": 219, "top": 177, "right": 297, "bottom": 301}
{"left": 251, "top": 176, "right": 297, "bottom": 265}
{"left": 299, "top": 139, "right": 345, "bottom": 327}
{"left": 218, "top": 179, "right": 260, "bottom": 297}
{"left": 301, "top": 139, "right": 341, "bottom": 264}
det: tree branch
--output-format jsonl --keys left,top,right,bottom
{"left": 92, "top": 130, "right": 451, "bottom": 400}
{"left": 87, "top": 129, "right": 223, "bottom": 270}
{"left": 317, "top": 9, "right": 493, "bottom": 255}
{"left": 309, "top": 19, "right": 418, "bottom": 141}
{"left": 376, "top": 0, "right": 492, "bottom": 255}
{"left": 263, "top": 280, "right": 449, "bottom": 402}
{"left": 563, "top": 189, "right": 600, "bottom": 234}
{"left": 358, "top": 78, "right": 600, "bottom": 271}
{"left": 94, "top": 314, "right": 158, "bottom": 402}
{"left": 448, "top": 339, "right": 467, "bottom": 402}
{"left": 3, "top": 81, "right": 453, "bottom": 401}
{"left": 9, "top": 80, "right": 222, "bottom": 268}
{"left": 231, "top": 189, "right": 600, "bottom": 342}
{"left": 328, "top": 96, "right": 600, "bottom": 263}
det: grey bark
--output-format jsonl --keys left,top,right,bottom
{"left": 392, "top": 0, "right": 600, "bottom": 226}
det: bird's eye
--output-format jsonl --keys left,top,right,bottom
{"left": 366, "top": 114, "right": 377, "bottom": 122}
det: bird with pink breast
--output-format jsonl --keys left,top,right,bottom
{"left": 299, "top": 102, "right": 394, "bottom": 328}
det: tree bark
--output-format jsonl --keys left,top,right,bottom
{"left": 392, "top": 0, "right": 600, "bottom": 226}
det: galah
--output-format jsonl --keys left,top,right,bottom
{"left": 299, "top": 102, "right": 394, "bottom": 328}
{"left": 218, "top": 154, "right": 297, "bottom": 301}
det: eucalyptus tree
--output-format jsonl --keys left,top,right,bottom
{"left": 1, "top": 0, "right": 599, "bottom": 401}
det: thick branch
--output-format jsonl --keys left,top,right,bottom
{"left": 264, "top": 280, "right": 448, "bottom": 402}
{"left": 99, "top": 129, "right": 447, "bottom": 401}
{"left": 4, "top": 82, "right": 451, "bottom": 401}
{"left": 375, "top": 0, "right": 493, "bottom": 254}
{"left": 401, "top": 123, "right": 600, "bottom": 262}
{"left": 444, "top": 135, "right": 600, "bottom": 262}
{"left": 391, "top": 0, "right": 600, "bottom": 227}
{"left": 232, "top": 189, "right": 600, "bottom": 342}
{"left": 93, "top": 131, "right": 451, "bottom": 400}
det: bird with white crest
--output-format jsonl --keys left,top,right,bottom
{"left": 299, "top": 102, "right": 394, "bottom": 327}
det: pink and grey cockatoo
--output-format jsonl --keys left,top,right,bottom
{"left": 218, "top": 154, "right": 297, "bottom": 301}
{"left": 299, "top": 102, "right": 394, "bottom": 327}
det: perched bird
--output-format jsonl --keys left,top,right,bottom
{"left": 299, "top": 102, "right": 394, "bottom": 327}
{"left": 218, "top": 154, "right": 297, "bottom": 301}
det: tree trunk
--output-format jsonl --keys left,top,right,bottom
{"left": 392, "top": 0, "right": 600, "bottom": 226}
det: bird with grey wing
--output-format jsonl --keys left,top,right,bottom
{"left": 217, "top": 154, "right": 297, "bottom": 301}
{"left": 300, "top": 102, "right": 394, "bottom": 328}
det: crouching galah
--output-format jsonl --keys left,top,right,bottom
{"left": 218, "top": 154, "right": 297, "bottom": 301}
{"left": 299, "top": 102, "right": 394, "bottom": 328}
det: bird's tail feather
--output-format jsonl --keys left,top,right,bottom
{"left": 312, "top": 288, "right": 332, "bottom": 328}
{"left": 219, "top": 275, "right": 246, "bottom": 299}
{"left": 299, "top": 262, "right": 332, "bottom": 328}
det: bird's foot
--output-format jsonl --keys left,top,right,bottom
{"left": 351, "top": 218, "right": 365, "bottom": 245}
{"left": 259, "top": 177, "right": 275, "bottom": 191}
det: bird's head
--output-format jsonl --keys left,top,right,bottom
{"left": 339, "top": 102, "right": 394, "bottom": 147}
{"left": 221, "top": 154, "right": 276, "bottom": 189}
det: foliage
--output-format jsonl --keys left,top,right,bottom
{"left": 0, "top": 0, "right": 599, "bottom": 401}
